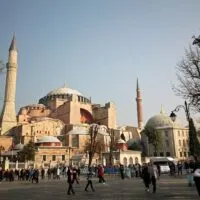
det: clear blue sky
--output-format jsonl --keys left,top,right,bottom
{"left": 0, "top": 0, "right": 200, "bottom": 126}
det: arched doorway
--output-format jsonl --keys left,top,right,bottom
{"left": 123, "top": 157, "right": 127, "bottom": 166}
{"left": 129, "top": 157, "right": 133, "bottom": 165}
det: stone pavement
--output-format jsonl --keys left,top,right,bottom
{"left": 0, "top": 175, "right": 199, "bottom": 200}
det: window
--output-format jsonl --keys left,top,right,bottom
{"left": 153, "top": 152, "right": 157, "bottom": 156}
{"left": 183, "top": 140, "right": 186, "bottom": 147}
{"left": 52, "top": 155, "right": 56, "bottom": 161}
{"left": 179, "top": 140, "right": 181, "bottom": 146}
{"left": 160, "top": 152, "right": 164, "bottom": 157}
{"left": 165, "top": 140, "right": 169, "bottom": 147}
{"left": 165, "top": 131, "right": 168, "bottom": 137}
{"left": 184, "top": 152, "right": 187, "bottom": 157}
{"left": 180, "top": 152, "right": 182, "bottom": 157}
{"left": 166, "top": 152, "right": 171, "bottom": 156}
{"left": 62, "top": 155, "right": 65, "bottom": 161}
{"left": 178, "top": 131, "right": 180, "bottom": 136}
{"left": 43, "top": 155, "right": 46, "bottom": 161}
{"left": 182, "top": 131, "right": 184, "bottom": 137}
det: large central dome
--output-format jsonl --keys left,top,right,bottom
{"left": 38, "top": 84, "right": 91, "bottom": 106}
{"left": 47, "top": 85, "right": 82, "bottom": 96}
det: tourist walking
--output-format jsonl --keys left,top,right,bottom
{"left": 57, "top": 167, "right": 60, "bottom": 180}
{"left": 32, "top": 169, "right": 39, "bottom": 184}
{"left": 85, "top": 167, "right": 95, "bottom": 192}
{"left": 119, "top": 164, "right": 124, "bottom": 180}
{"left": 67, "top": 166, "right": 75, "bottom": 195}
{"left": 177, "top": 161, "right": 183, "bottom": 176}
{"left": 98, "top": 165, "right": 105, "bottom": 183}
{"left": 72, "top": 166, "right": 79, "bottom": 184}
{"left": 142, "top": 163, "right": 150, "bottom": 192}
{"left": 148, "top": 161, "right": 158, "bottom": 193}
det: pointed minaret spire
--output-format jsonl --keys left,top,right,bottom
{"left": 9, "top": 33, "right": 17, "bottom": 51}
{"left": 136, "top": 77, "right": 140, "bottom": 90}
{"left": 136, "top": 78, "right": 143, "bottom": 130}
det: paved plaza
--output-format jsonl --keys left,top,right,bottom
{"left": 0, "top": 175, "right": 199, "bottom": 200}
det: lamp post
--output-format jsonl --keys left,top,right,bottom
{"left": 170, "top": 101, "right": 200, "bottom": 158}
{"left": 67, "top": 146, "right": 73, "bottom": 166}
{"left": 169, "top": 101, "right": 190, "bottom": 122}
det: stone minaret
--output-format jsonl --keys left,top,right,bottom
{"left": 136, "top": 78, "right": 143, "bottom": 130}
{"left": 0, "top": 35, "right": 18, "bottom": 135}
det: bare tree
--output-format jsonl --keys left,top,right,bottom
{"left": 173, "top": 46, "right": 200, "bottom": 111}
{"left": 86, "top": 124, "right": 107, "bottom": 167}
{"left": 108, "top": 128, "right": 118, "bottom": 166}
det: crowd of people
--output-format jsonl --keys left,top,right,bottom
{"left": 1, "top": 159, "right": 200, "bottom": 197}
{"left": 0, "top": 166, "right": 79, "bottom": 183}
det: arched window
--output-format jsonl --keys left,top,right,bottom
{"left": 135, "top": 157, "right": 138, "bottom": 164}
{"left": 179, "top": 140, "right": 181, "bottom": 146}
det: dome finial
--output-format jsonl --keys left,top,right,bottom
{"left": 63, "top": 81, "right": 67, "bottom": 88}
{"left": 160, "top": 104, "right": 164, "bottom": 114}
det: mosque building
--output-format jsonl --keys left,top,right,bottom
{"left": 142, "top": 108, "right": 189, "bottom": 160}
{"left": 0, "top": 36, "right": 143, "bottom": 167}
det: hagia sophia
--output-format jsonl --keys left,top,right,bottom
{"left": 0, "top": 36, "right": 190, "bottom": 168}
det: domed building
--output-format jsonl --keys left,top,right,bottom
{"left": 34, "top": 136, "right": 69, "bottom": 167}
{"left": 9, "top": 84, "right": 117, "bottom": 167}
{"left": 142, "top": 108, "right": 189, "bottom": 160}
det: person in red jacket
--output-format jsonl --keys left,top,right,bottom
{"left": 98, "top": 165, "right": 105, "bottom": 184}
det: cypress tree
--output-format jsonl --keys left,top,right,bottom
{"left": 189, "top": 118, "right": 200, "bottom": 157}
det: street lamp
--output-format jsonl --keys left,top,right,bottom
{"left": 169, "top": 101, "right": 190, "bottom": 122}
{"left": 67, "top": 146, "right": 73, "bottom": 166}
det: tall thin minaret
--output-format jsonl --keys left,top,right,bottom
{"left": 0, "top": 35, "right": 18, "bottom": 135}
{"left": 136, "top": 78, "right": 143, "bottom": 130}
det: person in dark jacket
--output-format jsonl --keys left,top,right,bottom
{"left": 72, "top": 167, "right": 79, "bottom": 184}
{"left": 142, "top": 163, "right": 150, "bottom": 192}
{"left": 85, "top": 167, "right": 95, "bottom": 192}
{"left": 119, "top": 164, "right": 125, "bottom": 180}
{"left": 67, "top": 166, "right": 75, "bottom": 195}
{"left": 32, "top": 169, "right": 39, "bottom": 184}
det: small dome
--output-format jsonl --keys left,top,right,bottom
{"left": 14, "top": 143, "right": 24, "bottom": 150}
{"left": 47, "top": 85, "right": 82, "bottom": 96}
{"left": 37, "top": 136, "right": 61, "bottom": 143}
{"left": 146, "top": 112, "right": 173, "bottom": 128}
